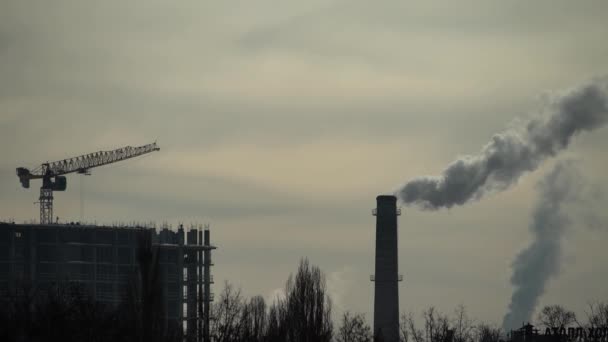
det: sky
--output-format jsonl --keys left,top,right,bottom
{"left": 1, "top": 0, "right": 608, "bottom": 327}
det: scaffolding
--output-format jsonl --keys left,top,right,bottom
{"left": 184, "top": 227, "right": 215, "bottom": 342}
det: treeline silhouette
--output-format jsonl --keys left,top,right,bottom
{"left": 208, "top": 260, "right": 608, "bottom": 342}
{"left": 211, "top": 259, "right": 332, "bottom": 342}
{"left": 1, "top": 255, "right": 607, "bottom": 342}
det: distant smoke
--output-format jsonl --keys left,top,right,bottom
{"left": 502, "top": 161, "right": 581, "bottom": 331}
{"left": 396, "top": 78, "right": 608, "bottom": 209}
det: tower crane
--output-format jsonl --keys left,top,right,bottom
{"left": 16, "top": 142, "right": 160, "bottom": 224}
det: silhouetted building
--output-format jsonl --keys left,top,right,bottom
{"left": 371, "top": 195, "right": 402, "bottom": 342}
{"left": 508, "top": 323, "right": 569, "bottom": 342}
{"left": 0, "top": 221, "right": 215, "bottom": 341}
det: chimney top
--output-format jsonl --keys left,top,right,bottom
{"left": 376, "top": 195, "right": 397, "bottom": 202}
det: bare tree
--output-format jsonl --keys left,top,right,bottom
{"left": 584, "top": 301, "right": 608, "bottom": 329}
{"left": 452, "top": 305, "right": 474, "bottom": 342}
{"left": 401, "top": 313, "right": 424, "bottom": 342}
{"left": 265, "top": 300, "right": 287, "bottom": 342}
{"left": 336, "top": 311, "right": 372, "bottom": 342}
{"left": 536, "top": 305, "right": 577, "bottom": 329}
{"left": 239, "top": 295, "right": 267, "bottom": 342}
{"left": 400, "top": 313, "right": 410, "bottom": 342}
{"left": 211, "top": 281, "right": 244, "bottom": 342}
{"left": 264, "top": 258, "right": 333, "bottom": 342}
{"left": 400, "top": 308, "right": 450, "bottom": 342}
{"left": 284, "top": 258, "right": 333, "bottom": 342}
{"left": 423, "top": 307, "right": 450, "bottom": 342}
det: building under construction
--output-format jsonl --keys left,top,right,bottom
{"left": 0, "top": 221, "right": 215, "bottom": 342}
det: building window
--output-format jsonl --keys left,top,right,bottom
{"left": 0, "top": 248, "right": 9, "bottom": 262}
{"left": 96, "top": 230, "right": 114, "bottom": 244}
{"left": 117, "top": 248, "right": 132, "bottom": 264}
{"left": 168, "top": 300, "right": 179, "bottom": 318}
{"left": 65, "top": 264, "right": 93, "bottom": 281}
{"left": 117, "top": 265, "right": 135, "bottom": 281}
{"left": 160, "top": 250, "right": 178, "bottom": 263}
{"left": 167, "top": 282, "right": 179, "bottom": 299}
{"left": 0, "top": 263, "right": 9, "bottom": 280}
{"left": 116, "top": 231, "right": 130, "bottom": 245}
{"left": 12, "top": 263, "right": 25, "bottom": 279}
{"left": 96, "top": 283, "right": 114, "bottom": 301}
{"left": 97, "top": 247, "right": 114, "bottom": 263}
{"left": 37, "top": 263, "right": 56, "bottom": 281}
{"left": 14, "top": 243, "right": 25, "bottom": 260}
{"left": 37, "top": 229, "right": 56, "bottom": 243}
{"left": 66, "top": 246, "right": 94, "bottom": 262}
{"left": 97, "top": 264, "right": 114, "bottom": 281}
{"left": 62, "top": 230, "right": 81, "bottom": 243}
{"left": 37, "top": 245, "right": 57, "bottom": 262}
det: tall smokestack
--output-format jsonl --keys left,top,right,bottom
{"left": 372, "top": 195, "right": 401, "bottom": 342}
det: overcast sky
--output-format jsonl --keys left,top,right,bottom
{"left": 1, "top": 0, "right": 608, "bottom": 326}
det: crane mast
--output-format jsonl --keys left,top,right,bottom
{"left": 17, "top": 142, "right": 160, "bottom": 224}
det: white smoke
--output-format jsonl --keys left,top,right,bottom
{"left": 502, "top": 161, "right": 582, "bottom": 331}
{"left": 396, "top": 78, "right": 608, "bottom": 209}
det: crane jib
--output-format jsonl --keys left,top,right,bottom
{"left": 15, "top": 142, "right": 160, "bottom": 224}
{"left": 43, "top": 142, "right": 159, "bottom": 176}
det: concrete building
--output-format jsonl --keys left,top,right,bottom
{"left": 371, "top": 195, "right": 402, "bottom": 342}
{"left": 0, "top": 221, "right": 215, "bottom": 341}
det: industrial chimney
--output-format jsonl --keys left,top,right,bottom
{"left": 372, "top": 195, "right": 401, "bottom": 342}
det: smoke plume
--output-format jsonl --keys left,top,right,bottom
{"left": 502, "top": 161, "right": 581, "bottom": 331}
{"left": 396, "top": 78, "right": 608, "bottom": 209}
